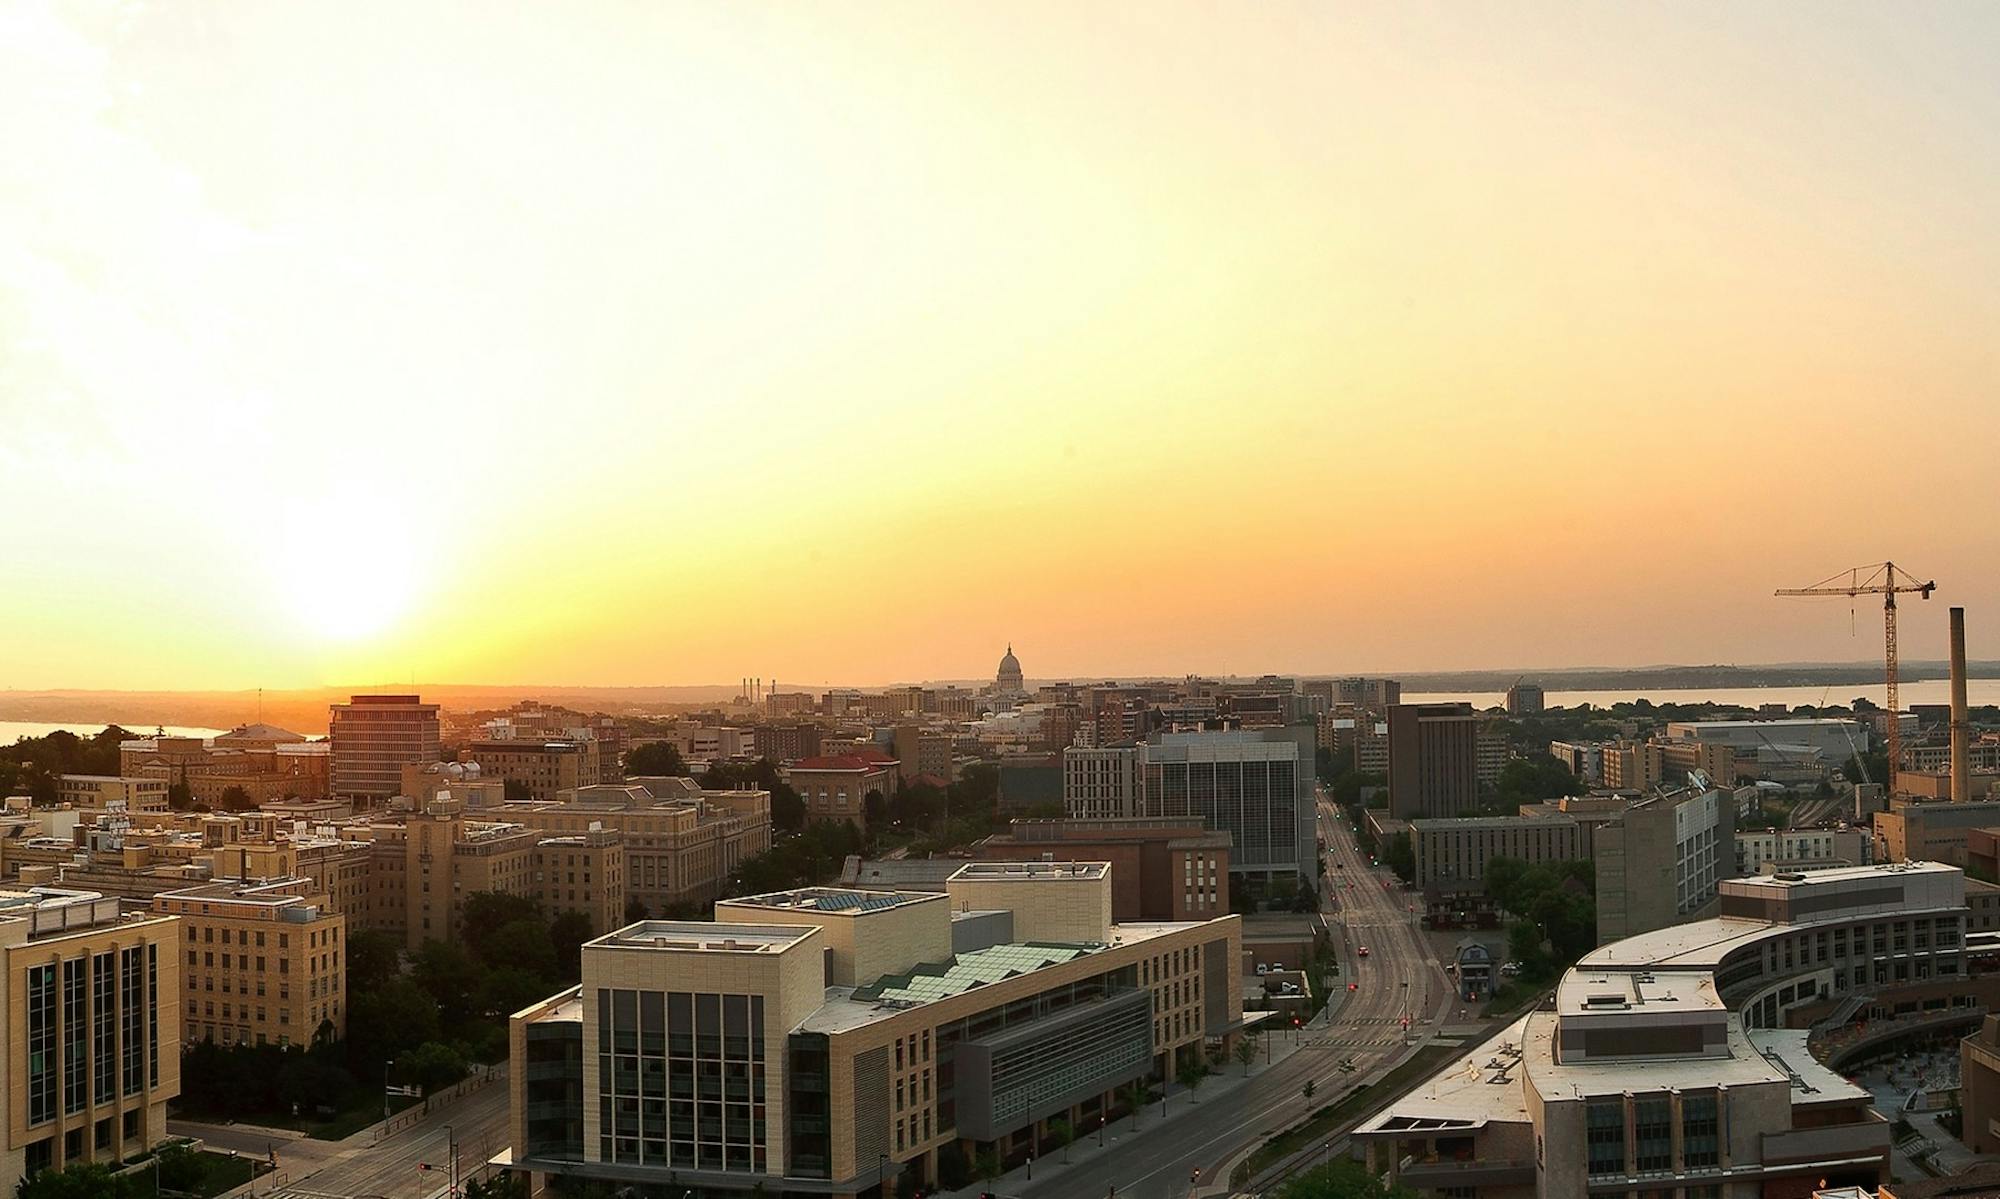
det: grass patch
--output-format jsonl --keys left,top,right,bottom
{"left": 1230, "top": 1044, "right": 1460, "bottom": 1186}
{"left": 128, "top": 1149, "right": 266, "bottom": 1198}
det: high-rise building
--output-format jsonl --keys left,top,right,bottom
{"left": 1595, "top": 785, "right": 1734, "bottom": 941}
{"left": 152, "top": 878, "right": 345, "bottom": 1048}
{"left": 1504, "top": 681, "right": 1545, "bottom": 715}
{"left": 0, "top": 886, "right": 181, "bottom": 1187}
{"left": 329, "top": 695, "right": 440, "bottom": 805}
{"left": 1062, "top": 745, "right": 1147, "bottom": 819}
{"left": 1143, "top": 727, "right": 1315, "bottom": 883}
{"left": 1386, "top": 703, "right": 1481, "bottom": 819}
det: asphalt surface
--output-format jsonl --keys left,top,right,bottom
{"left": 180, "top": 1075, "right": 509, "bottom": 1199}
{"left": 1011, "top": 788, "right": 1455, "bottom": 1199}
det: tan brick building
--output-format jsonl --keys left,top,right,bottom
{"left": 498, "top": 785, "right": 771, "bottom": 915}
{"left": 152, "top": 878, "right": 345, "bottom": 1048}
{"left": 788, "top": 754, "right": 900, "bottom": 827}
{"left": 54, "top": 777, "right": 169, "bottom": 815}
{"left": 468, "top": 741, "right": 599, "bottom": 800}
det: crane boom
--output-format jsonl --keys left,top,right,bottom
{"left": 1774, "top": 561, "right": 1936, "bottom": 796}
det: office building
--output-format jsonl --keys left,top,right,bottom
{"left": 969, "top": 817, "right": 1231, "bottom": 922}
{"left": 752, "top": 724, "right": 823, "bottom": 765}
{"left": 121, "top": 735, "right": 331, "bottom": 806}
{"left": 1387, "top": 703, "right": 1481, "bottom": 820}
{"left": 1665, "top": 718, "right": 1891, "bottom": 761}
{"left": 1600, "top": 740, "right": 1665, "bottom": 791}
{"left": 1357, "top": 862, "right": 1962, "bottom": 1198}
{"left": 1504, "top": 682, "right": 1545, "bottom": 716}
{"left": 892, "top": 726, "right": 955, "bottom": 786}
{"left": 502, "top": 784, "right": 771, "bottom": 914}
{"left": 330, "top": 695, "right": 441, "bottom": 805}
{"left": 1736, "top": 826, "right": 1872, "bottom": 875}
{"left": 0, "top": 886, "right": 181, "bottom": 1187}
{"left": 1595, "top": 785, "right": 1734, "bottom": 942}
{"left": 505, "top": 868, "right": 1244, "bottom": 1198}
{"left": 1410, "top": 814, "right": 1582, "bottom": 889}
{"left": 152, "top": 877, "right": 345, "bottom": 1047}
{"left": 1336, "top": 678, "right": 1402, "bottom": 712}
{"left": 1547, "top": 741, "right": 1603, "bottom": 785}
{"left": 55, "top": 777, "right": 169, "bottom": 814}
{"left": 1144, "top": 727, "right": 1315, "bottom": 883}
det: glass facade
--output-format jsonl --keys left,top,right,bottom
{"left": 63, "top": 958, "right": 85, "bottom": 1116}
{"left": 1147, "top": 755, "right": 1300, "bottom": 870}
{"left": 28, "top": 965, "right": 56, "bottom": 1126}
{"left": 596, "top": 988, "right": 767, "bottom": 1173}
{"left": 1682, "top": 1091, "right": 1719, "bottom": 1169}
{"left": 121, "top": 946, "right": 144, "bottom": 1096}
{"left": 1633, "top": 1095, "right": 1672, "bottom": 1173}
{"left": 1585, "top": 1099, "right": 1624, "bottom": 1176}
{"left": 92, "top": 952, "right": 114, "bottom": 1103}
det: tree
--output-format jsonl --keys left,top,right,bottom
{"left": 399, "top": 1040, "right": 471, "bottom": 1094}
{"left": 218, "top": 784, "right": 256, "bottom": 812}
{"left": 1303, "top": 1078, "right": 1316, "bottom": 1103}
{"left": 413, "top": 939, "right": 483, "bottom": 1027}
{"left": 1507, "top": 918, "right": 1549, "bottom": 979}
{"left": 347, "top": 930, "right": 403, "bottom": 993}
{"left": 1382, "top": 832, "right": 1415, "bottom": 884}
{"left": 863, "top": 790, "right": 887, "bottom": 839}
{"left": 348, "top": 974, "right": 442, "bottom": 1068}
{"left": 551, "top": 911, "right": 594, "bottom": 982}
{"left": 1493, "top": 755, "right": 1586, "bottom": 805}
{"left": 1273, "top": 1159, "right": 1421, "bottom": 1199}
{"left": 625, "top": 741, "right": 688, "bottom": 778}
{"left": 1120, "top": 1080, "right": 1149, "bottom": 1126}
{"left": 974, "top": 1149, "right": 1003, "bottom": 1182}
{"left": 167, "top": 781, "right": 195, "bottom": 811}
{"left": 460, "top": 893, "right": 546, "bottom": 964}
{"left": 1045, "top": 1117, "right": 1074, "bottom": 1163}
{"left": 463, "top": 1175, "right": 529, "bottom": 1199}
{"left": 154, "top": 1143, "right": 207, "bottom": 1194}
{"left": 624, "top": 896, "right": 650, "bottom": 923}
{"left": 1176, "top": 1060, "right": 1209, "bottom": 1099}
{"left": 1234, "top": 1035, "right": 1260, "bottom": 1076}
{"left": 16, "top": 1162, "right": 137, "bottom": 1199}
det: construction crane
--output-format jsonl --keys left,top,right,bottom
{"left": 1775, "top": 561, "right": 1936, "bottom": 795}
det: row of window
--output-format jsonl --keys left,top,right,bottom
{"left": 26, "top": 946, "right": 160, "bottom": 1128}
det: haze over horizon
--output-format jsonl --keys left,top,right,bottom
{"left": 6, "top": 2, "right": 1998, "bottom": 692}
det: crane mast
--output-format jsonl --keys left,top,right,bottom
{"left": 1775, "top": 561, "right": 1936, "bottom": 796}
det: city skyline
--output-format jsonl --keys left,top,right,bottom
{"left": 7, "top": 2, "right": 2000, "bottom": 692}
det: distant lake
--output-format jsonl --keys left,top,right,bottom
{"left": 0, "top": 721, "right": 230, "bottom": 744}
{"left": 1406, "top": 677, "right": 2000, "bottom": 713}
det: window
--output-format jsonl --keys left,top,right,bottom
{"left": 1633, "top": 1095, "right": 1672, "bottom": 1173}
{"left": 27, "top": 964, "right": 56, "bottom": 1125}
{"left": 1586, "top": 1100, "right": 1624, "bottom": 1176}
{"left": 1682, "top": 1092, "right": 1719, "bottom": 1169}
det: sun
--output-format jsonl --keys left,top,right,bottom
{"left": 275, "top": 492, "right": 424, "bottom": 643}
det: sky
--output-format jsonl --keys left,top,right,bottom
{"left": 3, "top": 2, "right": 1998, "bottom": 692}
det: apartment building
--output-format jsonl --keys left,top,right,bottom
{"left": 507, "top": 867, "right": 1243, "bottom": 1198}
{"left": 55, "top": 777, "right": 169, "bottom": 814}
{"left": 0, "top": 887, "right": 181, "bottom": 1188}
{"left": 892, "top": 726, "right": 955, "bottom": 785}
{"left": 1600, "top": 740, "right": 1665, "bottom": 791}
{"left": 1410, "top": 814, "right": 1582, "bottom": 889}
{"left": 151, "top": 878, "right": 345, "bottom": 1047}
{"left": 467, "top": 740, "right": 599, "bottom": 800}
{"left": 1356, "top": 862, "right": 1963, "bottom": 1199}
{"left": 969, "top": 817, "right": 1231, "bottom": 922}
{"left": 752, "top": 724, "right": 823, "bottom": 764}
{"left": 1387, "top": 703, "right": 1481, "bottom": 819}
{"left": 329, "top": 695, "right": 441, "bottom": 805}
{"left": 1062, "top": 745, "right": 1146, "bottom": 819}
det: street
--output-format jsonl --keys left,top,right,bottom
{"left": 1012, "top": 788, "right": 1455, "bottom": 1199}
{"left": 173, "top": 1075, "right": 510, "bottom": 1199}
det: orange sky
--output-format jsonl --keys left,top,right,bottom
{"left": 3, "top": 3, "right": 1997, "bottom": 690}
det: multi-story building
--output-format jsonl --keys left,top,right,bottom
{"left": 1665, "top": 718, "right": 1891, "bottom": 761}
{"left": 0, "top": 886, "right": 181, "bottom": 1187}
{"left": 892, "top": 726, "right": 956, "bottom": 786}
{"left": 1661, "top": 738, "right": 1739, "bottom": 788}
{"left": 400, "top": 760, "right": 507, "bottom": 809}
{"left": 1595, "top": 785, "right": 1734, "bottom": 942}
{"left": 121, "top": 736, "right": 331, "bottom": 806}
{"left": 1874, "top": 797, "right": 2000, "bottom": 865}
{"left": 1062, "top": 745, "right": 1146, "bottom": 819}
{"left": 1547, "top": 741, "right": 1603, "bottom": 785}
{"left": 467, "top": 740, "right": 599, "bottom": 800}
{"left": 788, "top": 754, "right": 900, "bottom": 827}
{"left": 1144, "top": 727, "right": 1316, "bottom": 883}
{"left": 1504, "top": 682, "right": 1544, "bottom": 716}
{"left": 1387, "top": 703, "right": 1481, "bottom": 819}
{"left": 506, "top": 867, "right": 1243, "bottom": 1198}
{"left": 1735, "top": 826, "right": 1872, "bottom": 875}
{"left": 151, "top": 878, "right": 345, "bottom": 1048}
{"left": 1600, "top": 740, "right": 1665, "bottom": 791}
{"left": 968, "top": 817, "right": 1231, "bottom": 922}
{"left": 329, "top": 695, "right": 441, "bottom": 805}
{"left": 752, "top": 724, "right": 823, "bottom": 765}
{"left": 1336, "top": 677, "right": 1402, "bottom": 712}
{"left": 1357, "top": 862, "right": 1963, "bottom": 1198}
{"left": 55, "top": 777, "right": 169, "bottom": 814}
{"left": 502, "top": 784, "right": 771, "bottom": 915}
{"left": 1475, "top": 729, "right": 1510, "bottom": 786}
{"left": 1410, "top": 814, "right": 1582, "bottom": 889}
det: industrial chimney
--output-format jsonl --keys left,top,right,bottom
{"left": 1951, "top": 607, "right": 1971, "bottom": 803}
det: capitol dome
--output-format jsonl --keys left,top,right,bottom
{"left": 995, "top": 644, "right": 1024, "bottom": 691}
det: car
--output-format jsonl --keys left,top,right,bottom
{"left": 1500, "top": 962, "right": 1522, "bottom": 976}
{"left": 1358, "top": 946, "right": 1370, "bottom": 957}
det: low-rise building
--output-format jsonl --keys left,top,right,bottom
{"left": 1410, "top": 814, "right": 1582, "bottom": 889}
{"left": 506, "top": 867, "right": 1244, "bottom": 1198}
{"left": 969, "top": 816, "right": 1230, "bottom": 922}
{"left": 788, "top": 754, "right": 900, "bottom": 827}
{"left": 1876, "top": 797, "right": 2000, "bottom": 866}
{"left": 55, "top": 776, "right": 169, "bottom": 814}
{"left": 1736, "top": 825, "right": 1872, "bottom": 875}
{"left": 152, "top": 878, "right": 345, "bottom": 1048}
{"left": 467, "top": 740, "right": 599, "bottom": 800}
{"left": 1359, "top": 862, "right": 1965, "bottom": 1199}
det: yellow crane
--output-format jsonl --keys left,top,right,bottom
{"left": 1776, "top": 561, "right": 1936, "bottom": 794}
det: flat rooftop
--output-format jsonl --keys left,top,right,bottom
{"left": 723, "top": 887, "right": 942, "bottom": 913}
{"left": 595, "top": 920, "right": 817, "bottom": 953}
{"left": 948, "top": 861, "right": 1108, "bottom": 882}
{"left": 1557, "top": 966, "right": 1725, "bottom": 1018}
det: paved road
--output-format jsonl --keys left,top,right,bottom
{"left": 218, "top": 1079, "right": 508, "bottom": 1199}
{"left": 1014, "top": 789, "right": 1455, "bottom": 1199}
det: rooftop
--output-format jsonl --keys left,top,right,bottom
{"left": 853, "top": 941, "right": 1098, "bottom": 1004}
{"left": 594, "top": 920, "right": 816, "bottom": 954}
{"left": 723, "top": 887, "right": 941, "bottom": 914}
{"left": 948, "top": 861, "right": 1108, "bottom": 882}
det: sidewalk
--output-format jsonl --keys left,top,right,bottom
{"left": 930, "top": 1018, "right": 1327, "bottom": 1199}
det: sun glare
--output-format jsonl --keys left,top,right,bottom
{"left": 275, "top": 493, "right": 423, "bottom": 644}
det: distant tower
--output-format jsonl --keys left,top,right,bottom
{"left": 996, "top": 644, "right": 1025, "bottom": 694}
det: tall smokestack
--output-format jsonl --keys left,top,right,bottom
{"left": 1952, "top": 606, "right": 1971, "bottom": 803}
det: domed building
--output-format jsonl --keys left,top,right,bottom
{"left": 994, "top": 644, "right": 1025, "bottom": 694}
